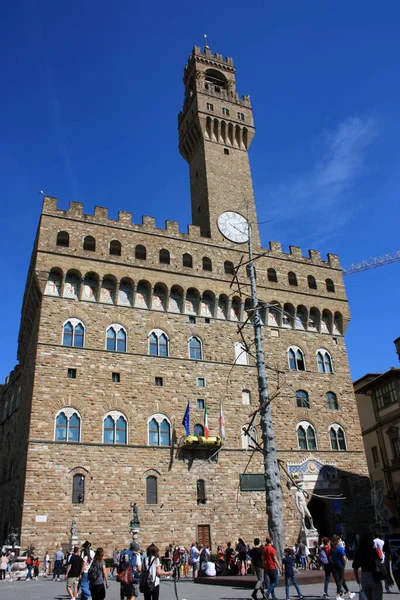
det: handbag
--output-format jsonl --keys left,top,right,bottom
{"left": 117, "top": 565, "right": 133, "bottom": 584}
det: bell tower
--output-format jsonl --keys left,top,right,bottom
{"left": 178, "top": 42, "right": 260, "bottom": 247}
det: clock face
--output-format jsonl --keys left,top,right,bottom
{"left": 217, "top": 211, "right": 249, "bottom": 243}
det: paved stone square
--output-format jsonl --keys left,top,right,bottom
{"left": 0, "top": 577, "right": 387, "bottom": 600}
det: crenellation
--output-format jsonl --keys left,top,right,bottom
{"left": 327, "top": 253, "right": 341, "bottom": 268}
{"left": 187, "top": 224, "right": 201, "bottom": 238}
{"left": 94, "top": 206, "right": 108, "bottom": 220}
{"left": 269, "top": 241, "right": 283, "bottom": 252}
{"left": 68, "top": 201, "right": 83, "bottom": 216}
{"left": 165, "top": 220, "right": 179, "bottom": 234}
{"left": 308, "top": 249, "right": 322, "bottom": 262}
{"left": 289, "top": 245, "right": 302, "bottom": 258}
{"left": 118, "top": 210, "right": 132, "bottom": 225}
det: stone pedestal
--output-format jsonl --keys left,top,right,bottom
{"left": 300, "top": 526, "right": 319, "bottom": 548}
{"left": 131, "top": 528, "right": 140, "bottom": 544}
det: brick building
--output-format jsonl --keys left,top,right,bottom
{"left": 0, "top": 44, "right": 372, "bottom": 555}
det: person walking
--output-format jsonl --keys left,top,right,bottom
{"left": 282, "top": 548, "right": 303, "bottom": 600}
{"left": 297, "top": 541, "right": 308, "bottom": 570}
{"left": 43, "top": 551, "right": 50, "bottom": 577}
{"left": 263, "top": 537, "right": 283, "bottom": 600}
{"left": 319, "top": 537, "right": 332, "bottom": 598}
{"left": 249, "top": 537, "right": 266, "bottom": 600}
{"left": 189, "top": 542, "right": 200, "bottom": 579}
{"left": 384, "top": 517, "right": 400, "bottom": 591}
{"left": 373, "top": 534, "right": 390, "bottom": 593}
{"left": 236, "top": 538, "right": 248, "bottom": 576}
{"left": 80, "top": 544, "right": 94, "bottom": 600}
{"left": 118, "top": 542, "right": 142, "bottom": 600}
{"left": 89, "top": 547, "right": 109, "bottom": 600}
{"left": 25, "top": 552, "right": 34, "bottom": 580}
{"left": 53, "top": 548, "right": 64, "bottom": 580}
{"left": 0, "top": 554, "right": 8, "bottom": 581}
{"left": 65, "top": 546, "right": 83, "bottom": 600}
{"left": 353, "top": 533, "right": 384, "bottom": 600}
{"left": 330, "top": 535, "right": 355, "bottom": 600}
{"left": 33, "top": 557, "right": 40, "bottom": 579}
{"left": 112, "top": 548, "right": 120, "bottom": 578}
{"left": 141, "top": 543, "right": 173, "bottom": 600}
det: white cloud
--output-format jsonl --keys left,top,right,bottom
{"left": 262, "top": 117, "right": 378, "bottom": 245}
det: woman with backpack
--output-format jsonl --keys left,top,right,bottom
{"left": 320, "top": 537, "right": 332, "bottom": 598}
{"left": 236, "top": 538, "right": 248, "bottom": 576}
{"left": 141, "top": 543, "right": 173, "bottom": 600}
{"left": 88, "top": 548, "right": 109, "bottom": 600}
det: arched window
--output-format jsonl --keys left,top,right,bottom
{"left": 242, "top": 389, "right": 251, "bottom": 405}
{"left": 148, "top": 330, "right": 169, "bottom": 357}
{"left": 307, "top": 275, "right": 317, "bottom": 290}
{"left": 316, "top": 350, "right": 333, "bottom": 374}
{"left": 241, "top": 424, "right": 258, "bottom": 449}
{"left": 110, "top": 240, "right": 121, "bottom": 256}
{"left": 202, "top": 257, "right": 212, "bottom": 271}
{"left": 297, "top": 422, "right": 317, "bottom": 450}
{"left": 326, "top": 279, "right": 335, "bottom": 293}
{"left": 55, "top": 409, "right": 81, "bottom": 442}
{"left": 106, "top": 324, "right": 127, "bottom": 352}
{"left": 83, "top": 236, "right": 95, "bottom": 251}
{"left": 235, "top": 341, "right": 249, "bottom": 365}
{"left": 118, "top": 278, "right": 133, "bottom": 306}
{"left": 267, "top": 268, "right": 278, "bottom": 283}
{"left": 183, "top": 253, "right": 193, "bottom": 268}
{"left": 189, "top": 337, "right": 202, "bottom": 360}
{"left": 56, "top": 231, "right": 69, "bottom": 247}
{"left": 329, "top": 425, "right": 347, "bottom": 451}
{"left": 62, "top": 319, "right": 85, "bottom": 348}
{"left": 159, "top": 249, "right": 170, "bottom": 265}
{"left": 288, "top": 272, "right": 298, "bottom": 286}
{"left": 224, "top": 261, "right": 234, "bottom": 275}
{"left": 326, "top": 392, "right": 339, "bottom": 410}
{"left": 101, "top": 277, "right": 116, "bottom": 304}
{"left": 103, "top": 412, "right": 127, "bottom": 444}
{"left": 288, "top": 347, "right": 305, "bottom": 371}
{"left": 146, "top": 476, "right": 157, "bottom": 504}
{"left": 197, "top": 479, "right": 206, "bottom": 504}
{"left": 296, "top": 390, "right": 310, "bottom": 409}
{"left": 148, "top": 415, "right": 171, "bottom": 446}
{"left": 72, "top": 474, "right": 85, "bottom": 504}
{"left": 45, "top": 269, "right": 62, "bottom": 296}
{"left": 135, "top": 245, "right": 146, "bottom": 260}
{"left": 194, "top": 424, "right": 204, "bottom": 436}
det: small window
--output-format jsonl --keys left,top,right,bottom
{"left": 222, "top": 107, "right": 230, "bottom": 116}
{"left": 188, "top": 316, "right": 196, "bottom": 324}
{"left": 135, "top": 245, "right": 146, "bottom": 260}
{"left": 57, "top": 231, "right": 69, "bottom": 247}
{"left": 67, "top": 368, "right": 77, "bottom": 379}
{"left": 189, "top": 337, "right": 202, "bottom": 360}
{"left": 267, "top": 268, "right": 278, "bottom": 283}
{"left": 296, "top": 390, "right": 310, "bottom": 409}
{"left": 159, "top": 249, "right": 170, "bottom": 265}
{"left": 110, "top": 240, "right": 121, "bottom": 256}
{"left": 224, "top": 148, "right": 229, "bottom": 155}
{"left": 224, "top": 261, "right": 234, "bottom": 275}
{"left": 112, "top": 372, "right": 120, "bottom": 383}
{"left": 238, "top": 112, "right": 245, "bottom": 121}
{"left": 197, "top": 479, "right": 207, "bottom": 504}
{"left": 205, "top": 318, "right": 211, "bottom": 324}
{"left": 326, "top": 279, "right": 335, "bottom": 293}
{"left": 72, "top": 474, "right": 85, "bottom": 504}
{"left": 202, "top": 257, "right": 212, "bottom": 271}
{"left": 197, "top": 399, "right": 205, "bottom": 409}
{"left": 197, "top": 377, "right": 205, "bottom": 388}
{"left": 242, "top": 389, "right": 251, "bottom": 405}
{"left": 288, "top": 272, "right": 298, "bottom": 286}
{"left": 326, "top": 392, "right": 338, "bottom": 410}
{"left": 155, "top": 377, "right": 163, "bottom": 387}
{"left": 372, "top": 446, "right": 380, "bottom": 467}
{"left": 206, "top": 103, "right": 214, "bottom": 111}
{"left": 146, "top": 475, "right": 157, "bottom": 504}
{"left": 83, "top": 236, "right": 95, "bottom": 251}
{"left": 183, "top": 253, "right": 193, "bottom": 268}
{"left": 194, "top": 424, "right": 205, "bottom": 436}
{"left": 307, "top": 275, "right": 317, "bottom": 290}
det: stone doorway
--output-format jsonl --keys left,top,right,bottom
{"left": 307, "top": 497, "right": 331, "bottom": 538}
{"left": 197, "top": 524, "right": 211, "bottom": 549}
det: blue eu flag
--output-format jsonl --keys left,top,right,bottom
{"left": 182, "top": 402, "right": 190, "bottom": 436}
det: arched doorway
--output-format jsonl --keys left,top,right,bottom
{"left": 307, "top": 497, "right": 331, "bottom": 538}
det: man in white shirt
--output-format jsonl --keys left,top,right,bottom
{"left": 203, "top": 561, "right": 216, "bottom": 577}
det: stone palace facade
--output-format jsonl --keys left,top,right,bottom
{"left": 0, "top": 44, "right": 372, "bottom": 556}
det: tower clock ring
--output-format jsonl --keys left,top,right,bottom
{"left": 217, "top": 211, "right": 249, "bottom": 243}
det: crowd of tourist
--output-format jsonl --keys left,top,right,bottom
{"left": 1, "top": 516, "right": 400, "bottom": 600}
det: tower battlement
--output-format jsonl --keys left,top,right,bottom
{"left": 42, "top": 196, "right": 341, "bottom": 269}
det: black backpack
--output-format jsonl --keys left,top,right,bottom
{"left": 139, "top": 557, "right": 156, "bottom": 593}
{"left": 88, "top": 560, "right": 102, "bottom": 582}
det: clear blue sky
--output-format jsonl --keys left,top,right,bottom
{"left": 1, "top": 1, "right": 399, "bottom": 381}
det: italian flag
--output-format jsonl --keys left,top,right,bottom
{"left": 204, "top": 404, "right": 209, "bottom": 439}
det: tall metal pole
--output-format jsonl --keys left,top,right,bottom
{"left": 247, "top": 220, "right": 285, "bottom": 560}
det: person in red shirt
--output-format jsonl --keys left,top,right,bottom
{"left": 263, "top": 537, "right": 282, "bottom": 599}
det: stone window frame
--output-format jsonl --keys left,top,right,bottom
{"left": 329, "top": 423, "right": 347, "bottom": 451}
{"left": 103, "top": 410, "right": 128, "bottom": 445}
{"left": 109, "top": 239, "right": 122, "bottom": 256}
{"left": 147, "top": 413, "right": 172, "bottom": 447}
{"left": 296, "top": 390, "right": 310, "bottom": 409}
{"left": 242, "top": 389, "right": 251, "bottom": 406}
{"left": 194, "top": 423, "right": 204, "bottom": 436}
{"left": 56, "top": 230, "right": 70, "bottom": 247}
{"left": 106, "top": 323, "right": 127, "bottom": 353}
{"left": 188, "top": 336, "right": 203, "bottom": 360}
{"left": 62, "top": 318, "right": 85, "bottom": 348}
{"left": 69, "top": 466, "right": 89, "bottom": 504}
{"left": 235, "top": 341, "right": 249, "bottom": 366}
{"left": 316, "top": 349, "right": 334, "bottom": 374}
{"left": 287, "top": 345, "right": 306, "bottom": 371}
{"left": 296, "top": 420, "right": 317, "bottom": 450}
{"left": 148, "top": 328, "right": 169, "bottom": 357}
{"left": 196, "top": 479, "right": 207, "bottom": 504}
{"left": 83, "top": 235, "right": 96, "bottom": 252}
{"left": 326, "top": 391, "right": 339, "bottom": 410}
{"left": 54, "top": 407, "right": 82, "bottom": 442}
{"left": 241, "top": 424, "right": 258, "bottom": 449}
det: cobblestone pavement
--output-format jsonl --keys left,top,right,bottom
{"left": 0, "top": 576, "right": 394, "bottom": 600}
